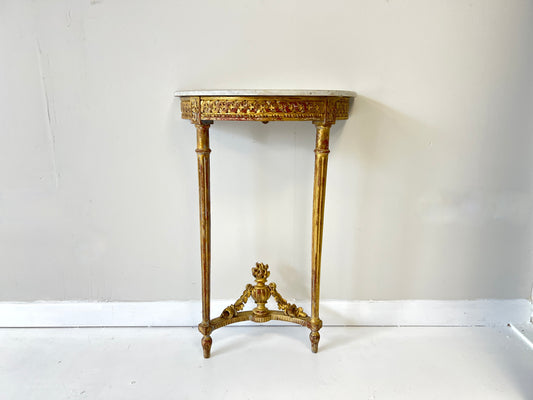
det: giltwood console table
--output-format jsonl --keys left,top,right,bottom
{"left": 175, "top": 90, "right": 356, "bottom": 358}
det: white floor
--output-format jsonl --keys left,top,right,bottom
{"left": 1, "top": 325, "right": 532, "bottom": 400}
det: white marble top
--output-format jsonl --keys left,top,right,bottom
{"left": 174, "top": 89, "right": 356, "bottom": 97}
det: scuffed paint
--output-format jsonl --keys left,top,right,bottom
{"left": 35, "top": 38, "right": 59, "bottom": 188}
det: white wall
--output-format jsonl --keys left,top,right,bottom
{"left": 1, "top": 0, "right": 532, "bottom": 302}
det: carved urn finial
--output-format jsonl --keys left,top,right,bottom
{"left": 252, "top": 262, "right": 270, "bottom": 283}
{"left": 251, "top": 262, "right": 271, "bottom": 317}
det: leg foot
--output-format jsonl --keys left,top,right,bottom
{"left": 201, "top": 335, "right": 212, "bottom": 358}
{"left": 310, "top": 331, "right": 320, "bottom": 353}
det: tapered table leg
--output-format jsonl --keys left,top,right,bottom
{"left": 310, "top": 122, "right": 331, "bottom": 353}
{"left": 195, "top": 121, "right": 213, "bottom": 358}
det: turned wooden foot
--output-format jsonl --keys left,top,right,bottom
{"left": 201, "top": 335, "right": 212, "bottom": 358}
{"left": 310, "top": 331, "right": 320, "bottom": 353}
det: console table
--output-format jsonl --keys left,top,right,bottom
{"left": 175, "top": 90, "right": 356, "bottom": 357}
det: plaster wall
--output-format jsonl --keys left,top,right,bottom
{"left": 1, "top": 0, "right": 532, "bottom": 301}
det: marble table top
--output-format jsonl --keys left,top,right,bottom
{"left": 174, "top": 89, "right": 356, "bottom": 98}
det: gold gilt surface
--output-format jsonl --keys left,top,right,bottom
{"left": 214, "top": 263, "right": 309, "bottom": 330}
{"left": 179, "top": 91, "right": 354, "bottom": 357}
{"left": 180, "top": 95, "right": 350, "bottom": 123}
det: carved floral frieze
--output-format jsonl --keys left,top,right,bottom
{"left": 180, "top": 96, "right": 350, "bottom": 122}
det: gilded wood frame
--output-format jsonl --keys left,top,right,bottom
{"left": 177, "top": 94, "right": 353, "bottom": 357}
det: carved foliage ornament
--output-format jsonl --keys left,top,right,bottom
{"left": 220, "top": 262, "right": 308, "bottom": 322}
{"left": 180, "top": 96, "right": 350, "bottom": 122}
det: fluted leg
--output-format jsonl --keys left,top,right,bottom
{"left": 310, "top": 122, "right": 330, "bottom": 353}
{"left": 196, "top": 121, "right": 213, "bottom": 358}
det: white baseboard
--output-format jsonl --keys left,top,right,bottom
{"left": 0, "top": 299, "right": 530, "bottom": 328}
